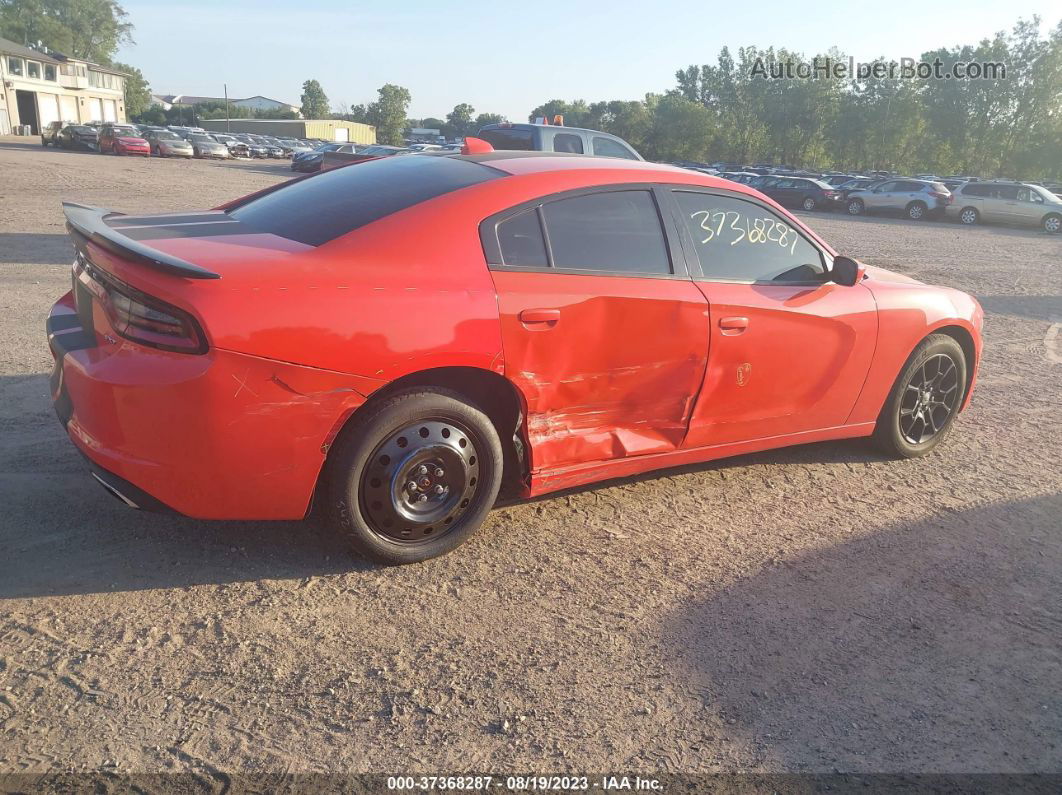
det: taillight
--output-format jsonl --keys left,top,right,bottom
{"left": 929, "top": 191, "right": 951, "bottom": 202}
{"left": 74, "top": 255, "right": 207, "bottom": 354}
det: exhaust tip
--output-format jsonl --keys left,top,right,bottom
{"left": 91, "top": 472, "right": 141, "bottom": 509}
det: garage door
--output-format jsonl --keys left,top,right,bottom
{"left": 103, "top": 100, "right": 117, "bottom": 122}
{"left": 334, "top": 127, "right": 348, "bottom": 142}
{"left": 37, "top": 93, "right": 60, "bottom": 127}
{"left": 87, "top": 98, "right": 102, "bottom": 123}
{"left": 59, "top": 95, "right": 78, "bottom": 123}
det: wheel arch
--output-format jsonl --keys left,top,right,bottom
{"left": 314, "top": 366, "right": 531, "bottom": 516}
{"left": 927, "top": 324, "right": 977, "bottom": 412}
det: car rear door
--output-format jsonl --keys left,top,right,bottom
{"left": 484, "top": 186, "right": 710, "bottom": 471}
{"left": 666, "top": 187, "right": 877, "bottom": 446}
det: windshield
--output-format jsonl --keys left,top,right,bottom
{"left": 156, "top": 131, "right": 181, "bottom": 140}
{"left": 113, "top": 127, "right": 138, "bottom": 136}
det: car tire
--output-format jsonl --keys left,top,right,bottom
{"left": 1043, "top": 214, "right": 1061, "bottom": 234}
{"left": 328, "top": 387, "right": 504, "bottom": 565}
{"left": 802, "top": 196, "right": 817, "bottom": 211}
{"left": 906, "top": 201, "right": 927, "bottom": 220}
{"left": 847, "top": 199, "right": 864, "bottom": 216}
{"left": 959, "top": 207, "right": 979, "bottom": 225}
{"left": 873, "top": 334, "right": 967, "bottom": 459}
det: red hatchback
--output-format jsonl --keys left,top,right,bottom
{"left": 48, "top": 149, "right": 982, "bottom": 563}
{"left": 97, "top": 123, "right": 150, "bottom": 157}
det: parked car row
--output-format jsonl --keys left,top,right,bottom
{"left": 706, "top": 168, "right": 1062, "bottom": 232}
{"left": 40, "top": 119, "right": 323, "bottom": 161}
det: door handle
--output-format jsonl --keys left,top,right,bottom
{"left": 519, "top": 308, "right": 560, "bottom": 327}
{"left": 719, "top": 316, "right": 749, "bottom": 335}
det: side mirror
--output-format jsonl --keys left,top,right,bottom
{"left": 832, "top": 256, "right": 865, "bottom": 287}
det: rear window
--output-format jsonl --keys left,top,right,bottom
{"left": 229, "top": 155, "right": 502, "bottom": 246}
{"left": 478, "top": 127, "right": 535, "bottom": 151}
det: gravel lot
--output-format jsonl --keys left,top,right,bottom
{"left": 0, "top": 139, "right": 1059, "bottom": 779}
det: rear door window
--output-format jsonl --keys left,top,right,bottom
{"left": 592, "top": 136, "right": 638, "bottom": 159}
{"left": 540, "top": 190, "right": 671, "bottom": 275}
{"left": 552, "top": 133, "right": 584, "bottom": 154}
{"left": 497, "top": 209, "right": 548, "bottom": 267}
{"left": 229, "top": 155, "right": 501, "bottom": 246}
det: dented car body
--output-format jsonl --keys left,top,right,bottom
{"left": 48, "top": 151, "right": 983, "bottom": 563}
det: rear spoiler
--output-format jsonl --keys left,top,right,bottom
{"left": 62, "top": 202, "right": 221, "bottom": 280}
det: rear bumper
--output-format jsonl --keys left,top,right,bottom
{"left": 48, "top": 290, "right": 378, "bottom": 519}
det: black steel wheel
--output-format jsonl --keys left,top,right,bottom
{"left": 329, "top": 388, "right": 503, "bottom": 564}
{"left": 360, "top": 418, "right": 481, "bottom": 544}
{"left": 874, "top": 334, "right": 967, "bottom": 458}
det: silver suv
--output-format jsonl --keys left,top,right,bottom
{"left": 845, "top": 178, "right": 952, "bottom": 220}
{"left": 945, "top": 182, "right": 1062, "bottom": 233}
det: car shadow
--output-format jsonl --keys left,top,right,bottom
{"left": 663, "top": 492, "right": 1062, "bottom": 771}
{"left": 0, "top": 232, "right": 73, "bottom": 265}
{"left": 212, "top": 159, "right": 296, "bottom": 178}
{"left": 2, "top": 369, "right": 892, "bottom": 600}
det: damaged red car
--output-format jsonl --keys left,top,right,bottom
{"left": 48, "top": 148, "right": 983, "bottom": 563}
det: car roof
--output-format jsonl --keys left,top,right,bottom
{"left": 429, "top": 151, "right": 773, "bottom": 203}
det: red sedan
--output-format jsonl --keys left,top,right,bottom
{"left": 48, "top": 147, "right": 983, "bottom": 563}
{"left": 97, "top": 123, "right": 150, "bottom": 157}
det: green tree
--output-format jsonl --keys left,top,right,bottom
{"left": 111, "top": 60, "right": 149, "bottom": 118}
{"left": 300, "top": 79, "right": 329, "bottom": 119}
{"left": 255, "top": 107, "right": 299, "bottom": 119}
{"left": 367, "top": 83, "right": 411, "bottom": 145}
{"left": 349, "top": 103, "right": 370, "bottom": 123}
{"left": 134, "top": 103, "right": 166, "bottom": 125}
{"left": 446, "top": 103, "right": 475, "bottom": 137}
{"left": 0, "top": 0, "right": 132, "bottom": 63}
{"left": 473, "top": 112, "right": 504, "bottom": 130}
{"left": 645, "top": 94, "right": 714, "bottom": 161}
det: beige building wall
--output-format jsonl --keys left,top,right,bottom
{"left": 1, "top": 48, "right": 125, "bottom": 134}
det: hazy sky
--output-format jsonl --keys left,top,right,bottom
{"left": 116, "top": 0, "right": 1060, "bottom": 120}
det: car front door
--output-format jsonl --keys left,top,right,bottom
{"left": 484, "top": 187, "right": 710, "bottom": 472}
{"left": 667, "top": 188, "right": 878, "bottom": 447}
{"left": 864, "top": 180, "right": 897, "bottom": 210}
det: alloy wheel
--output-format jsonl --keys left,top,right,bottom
{"left": 908, "top": 203, "right": 925, "bottom": 219}
{"left": 960, "top": 209, "right": 978, "bottom": 225}
{"left": 1045, "top": 216, "right": 1061, "bottom": 233}
{"left": 898, "top": 353, "right": 960, "bottom": 445}
{"left": 359, "top": 419, "right": 480, "bottom": 543}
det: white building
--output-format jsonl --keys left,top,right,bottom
{"left": 0, "top": 37, "right": 127, "bottom": 134}
{"left": 155, "top": 94, "right": 301, "bottom": 117}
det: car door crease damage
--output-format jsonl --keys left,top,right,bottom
{"left": 46, "top": 150, "right": 982, "bottom": 561}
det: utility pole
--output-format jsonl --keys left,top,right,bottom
{"left": 224, "top": 83, "right": 230, "bottom": 133}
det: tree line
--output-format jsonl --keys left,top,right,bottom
{"left": 530, "top": 17, "right": 1061, "bottom": 178}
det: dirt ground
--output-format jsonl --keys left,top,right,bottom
{"left": 0, "top": 139, "right": 1059, "bottom": 779}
